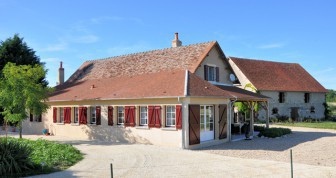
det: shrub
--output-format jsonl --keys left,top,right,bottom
{"left": 258, "top": 127, "right": 292, "bottom": 138}
{"left": 0, "top": 139, "right": 35, "bottom": 176}
{"left": 277, "top": 115, "right": 289, "bottom": 122}
{"left": 254, "top": 125, "right": 265, "bottom": 132}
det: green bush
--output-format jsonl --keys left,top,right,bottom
{"left": 258, "top": 127, "right": 292, "bottom": 138}
{"left": 254, "top": 125, "right": 265, "bottom": 132}
{"left": 0, "top": 139, "right": 35, "bottom": 176}
{"left": 277, "top": 115, "right": 289, "bottom": 122}
{"left": 0, "top": 137, "right": 83, "bottom": 176}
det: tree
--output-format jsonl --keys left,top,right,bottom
{"left": 0, "top": 34, "right": 48, "bottom": 86}
{"left": 0, "top": 63, "right": 51, "bottom": 138}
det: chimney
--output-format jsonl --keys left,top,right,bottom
{"left": 172, "top": 32, "right": 182, "bottom": 47}
{"left": 58, "top": 61, "right": 64, "bottom": 85}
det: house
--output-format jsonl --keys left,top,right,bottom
{"left": 22, "top": 33, "right": 268, "bottom": 149}
{"left": 228, "top": 57, "right": 328, "bottom": 121}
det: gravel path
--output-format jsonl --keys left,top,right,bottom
{"left": 200, "top": 126, "right": 336, "bottom": 167}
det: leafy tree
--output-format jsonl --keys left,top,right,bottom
{"left": 0, "top": 34, "right": 48, "bottom": 86}
{"left": 326, "top": 89, "right": 336, "bottom": 102}
{"left": 0, "top": 63, "right": 51, "bottom": 138}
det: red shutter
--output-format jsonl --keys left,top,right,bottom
{"left": 96, "top": 106, "right": 101, "bottom": 125}
{"left": 176, "top": 105, "right": 182, "bottom": 129}
{"left": 53, "top": 107, "right": 57, "bottom": 123}
{"left": 154, "top": 106, "right": 161, "bottom": 128}
{"left": 64, "top": 107, "right": 71, "bottom": 124}
{"left": 148, "top": 106, "right": 155, "bottom": 128}
{"left": 79, "top": 107, "right": 87, "bottom": 125}
{"left": 204, "top": 65, "right": 208, "bottom": 81}
{"left": 108, "top": 106, "right": 113, "bottom": 126}
{"left": 216, "top": 67, "right": 219, "bottom": 82}
{"left": 124, "top": 106, "right": 135, "bottom": 127}
{"left": 30, "top": 112, "right": 33, "bottom": 122}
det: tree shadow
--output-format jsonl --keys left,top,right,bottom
{"left": 198, "top": 130, "right": 336, "bottom": 152}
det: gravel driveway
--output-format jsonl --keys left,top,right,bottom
{"left": 2, "top": 127, "right": 335, "bottom": 178}
{"left": 200, "top": 126, "right": 336, "bottom": 167}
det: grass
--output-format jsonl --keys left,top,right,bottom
{"left": 276, "top": 122, "right": 336, "bottom": 130}
{"left": 0, "top": 137, "right": 83, "bottom": 176}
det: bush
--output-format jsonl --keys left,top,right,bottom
{"left": 258, "top": 127, "right": 292, "bottom": 138}
{"left": 0, "top": 137, "right": 83, "bottom": 176}
{"left": 277, "top": 115, "right": 289, "bottom": 122}
{"left": 0, "top": 139, "right": 35, "bottom": 176}
{"left": 254, "top": 125, "right": 265, "bottom": 132}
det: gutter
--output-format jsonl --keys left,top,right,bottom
{"left": 181, "top": 70, "right": 189, "bottom": 149}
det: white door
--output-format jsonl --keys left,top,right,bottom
{"left": 200, "top": 105, "right": 214, "bottom": 142}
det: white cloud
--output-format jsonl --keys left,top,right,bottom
{"left": 72, "top": 35, "right": 99, "bottom": 44}
{"left": 257, "top": 43, "right": 285, "bottom": 49}
{"left": 43, "top": 42, "right": 68, "bottom": 52}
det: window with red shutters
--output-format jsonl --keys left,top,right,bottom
{"left": 53, "top": 107, "right": 57, "bottom": 123}
{"left": 154, "top": 106, "right": 161, "bottom": 128}
{"left": 64, "top": 107, "right": 71, "bottom": 124}
{"left": 108, "top": 106, "right": 113, "bottom": 126}
{"left": 176, "top": 105, "right": 182, "bottom": 129}
{"left": 148, "top": 106, "right": 161, "bottom": 128}
{"left": 124, "top": 106, "right": 135, "bottom": 127}
{"left": 79, "top": 107, "right": 87, "bottom": 125}
{"left": 96, "top": 106, "right": 101, "bottom": 125}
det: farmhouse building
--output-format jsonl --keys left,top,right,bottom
{"left": 228, "top": 57, "right": 328, "bottom": 121}
{"left": 23, "top": 34, "right": 270, "bottom": 148}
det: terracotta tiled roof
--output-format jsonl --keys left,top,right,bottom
{"left": 50, "top": 70, "right": 268, "bottom": 101}
{"left": 67, "top": 41, "right": 217, "bottom": 83}
{"left": 50, "top": 70, "right": 186, "bottom": 101}
{"left": 230, "top": 57, "right": 328, "bottom": 93}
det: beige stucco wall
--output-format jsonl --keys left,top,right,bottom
{"left": 194, "top": 47, "right": 233, "bottom": 84}
{"left": 23, "top": 97, "right": 232, "bottom": 148}
{"left": 258, "top": 91, "right": 326, "bottom": 120}
{"left": 228, "top": 57, "right": 254, "bottom": 90}
{"left": 23, "top": 98, "right": 183, "bottom": 147}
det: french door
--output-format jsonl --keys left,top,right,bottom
{"left": 200, "top": 105, "right": 214, "bottom": 142}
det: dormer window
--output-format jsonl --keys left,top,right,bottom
{"left": 204, "top": 65, "right": 219, "bottom": 82}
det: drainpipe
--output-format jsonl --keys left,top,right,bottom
{"left": 229, "top": 96, "right": 238, "bottom": 141}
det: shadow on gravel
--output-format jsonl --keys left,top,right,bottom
{"left": 198, "top": 130, "right": 336, "bottom": 152}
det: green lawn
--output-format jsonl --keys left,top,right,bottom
{"left": 276, "top": 122, "right": 336, "bottom": 130}
{"left": 0, "top": 137, "right": 83, "bottom": 176}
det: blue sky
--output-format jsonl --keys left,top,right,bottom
{"left": 0, "top": 0, "right": 335, "bottom": 89}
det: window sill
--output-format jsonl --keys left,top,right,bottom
{"left": 71, "top": 123, "right": 80, "bottom": 126}
{"left": 161, "top": 127, "right": 177, "bottom": 131}
{"left": 56, "top": 123, "right": 64, "bottom": 125}
{"left": 89, "top": 123, "right": 97, "bottom": 126}
{"left": 136, "top": 126, "right": 149, "bottom": 130}
{"left": 116, "top": 124, "right": 124, "bottom": 128}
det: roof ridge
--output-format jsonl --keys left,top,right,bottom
{"left": 229, "top": 56, "right": 299, "bottom": 65}
{"left": 86, "top": 41, "right": 216, "bottom": 63}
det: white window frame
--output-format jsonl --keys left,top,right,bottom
{"left": 207, "top": 65, "right": 217, "bottom": 82}
{"left": 118, "top": 106, "right": 125, "bottom": 125}
{"left": 140, "top": 106, "right": 148, "bottom": 126}
{"left": 74, "top": 107, "right": 79, "bottom": 123}
{"left": 90, "top": 106, "right": 96, "bottom": 124}
{"left": 59, "top": 107, "right": 64, "bottom": 123}
{"left": 200, "top": 105, "right": 214, "bottom": 132}
{"left": 166, "top": 105, "right": 176, "bottom": 127}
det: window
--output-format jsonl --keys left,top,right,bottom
{"left": 310, "top": 106, "right": 315, "bottom": 113}
{"left": 118, "top": 106, "right": 124, "bottom": 125}
{"left": 90, "top": 107, "right": 96, "bottom": 124}
{"left": 272, "top": 108, "right": 278, "bottom": 115}
{"left": 279, "top": 92, "right": 285, "bottom": 103}
{"left": 33, "top": 115, "right": 41, "bottom": 122}
{"left": 200, "top": 105, "right": 214, "bottom": 132}
{"left": 59, "top": 107, "right": 64, "bottom": 123}
{"left": 140, "top": 106, "right": 148, "bottom": 126}
{"left": 304, "top": 93, "right": 310, "bottom": 103}
{"left": 208, "top": 66, "right": 215, "bottom": 81}
{"left": 74, "top": 107, "right": 79, "bottom": 123}
{"left": 166, "top": 106, "right": 176, "bottom": 126}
